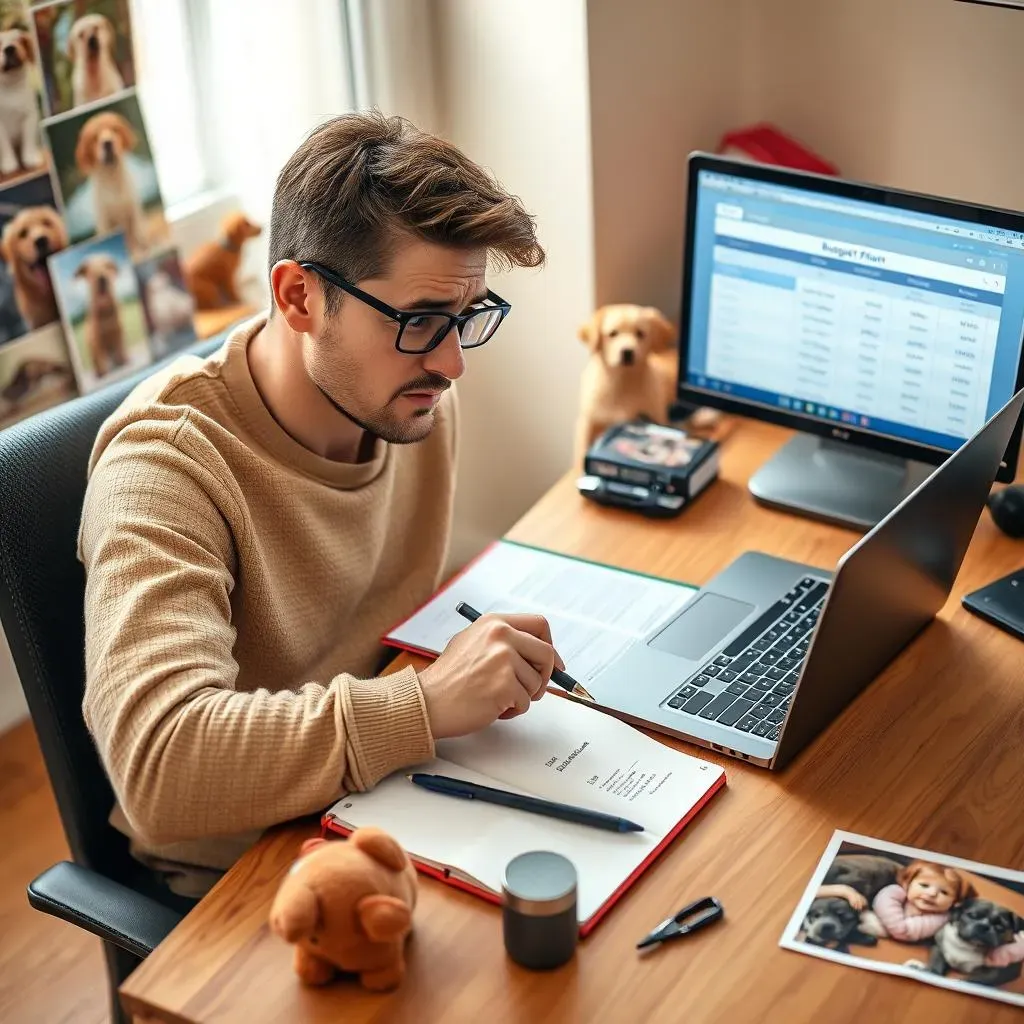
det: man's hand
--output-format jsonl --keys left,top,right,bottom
{"left": 417, "top": 613, "right": 565, "bottom": 739}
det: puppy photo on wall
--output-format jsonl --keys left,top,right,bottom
{"left": 0, "top": 169, "right": 68, "bottom": 335}
{"left": 42, "top": 87, "right": 168, "bottom": 260}
{"left": 0, "top": 3, "right": 47, "bottom": 186}
{"left": 134, "top": 246, "right": 196, "bottom": 360}
{"left": 48, "top": 228, "right": 149, "bottom": 392}
{"left": 781, "top": 830, "right": 1024, "bottom": 1009}
{"left": 0, "top": 320, "right": 75, "bottom": 429}
{"left": 32, "top": 0, "right": 135, "bottom": 117}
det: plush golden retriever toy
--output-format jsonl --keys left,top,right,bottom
{"left": 269, "top": 827, "right": 418, "bottom": 992}
{"left": 574, "top": 303, "right": 682, "bottom": 466}
{"left": 183, "top": 211, "right": 262, "bottom": 310}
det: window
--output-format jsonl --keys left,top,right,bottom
{"left": 129, "top": 0, "right": 355, "bottom": 219}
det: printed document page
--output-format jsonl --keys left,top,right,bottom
{"left": 385, "top": 541, "right": 697, "bottom": 683}
{"left": 326, "top": 695, "right": 725, "bottom": 923}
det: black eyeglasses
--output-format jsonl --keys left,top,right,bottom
{"left": 300, "top": 261, "right": 511, "bottom": 354}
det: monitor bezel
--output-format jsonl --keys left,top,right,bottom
{"left": 677, "top": 152, "right": 1024, "bottom": 483}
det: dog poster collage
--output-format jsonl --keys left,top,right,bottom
{"left": 0, "top": 0, "right": 196, "bottom": 429}
{"left": 782, "top": 830, "right": 1024, "bottom": 1008}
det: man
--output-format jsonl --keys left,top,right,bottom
{"left": 78, "top": 110, "right": 561, "bottom": 898}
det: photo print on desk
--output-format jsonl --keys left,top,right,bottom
{"left": 0, "top": 1, "right": 50, "bottom": 188}
{"left": 781, "top": 830, "right": 1024, "bottom": 1009}
{"left": 49, "top": 228, "right": 148, "bottom": 392}
{"left": 0, "top": 169, "right": 67, "bottom": 338}
{"left": 42, "top": 87, "right": 169, "bottom": 261}
{"left": 32, "top": 0, "right": 136, "bottom": 117}
{"left": 0, "top": 319, "right": 74, "bottom": 427}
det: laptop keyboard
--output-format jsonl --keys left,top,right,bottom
{"left": 662, "top": 576, "right": 829, "bottom": 742}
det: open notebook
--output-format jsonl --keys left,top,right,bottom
{"left": 381, "top": 539, "right": 698, "bottom": 686}
{"left": 323, "top": 692, "right": 725, "bottom": 936}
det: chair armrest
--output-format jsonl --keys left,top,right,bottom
{"left": 27, "top": 861, "right": 184, "bottom": 959}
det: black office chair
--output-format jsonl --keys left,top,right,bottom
{"left": 0, "top": 332, "right": 227, "bottom": 1024}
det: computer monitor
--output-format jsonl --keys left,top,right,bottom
{"left": 678, "top": 153, "right": 1024, "bottom": 530}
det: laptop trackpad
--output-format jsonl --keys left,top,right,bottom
{"left": 647, "top": 592, "right": 755, "bottom": 660}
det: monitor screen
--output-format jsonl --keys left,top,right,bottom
{"left": 682, "top": 163, "right": 1024, "bottom": 456}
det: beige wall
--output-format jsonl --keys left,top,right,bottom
{"left": 587, "top": 0, "right": 746, "bottom": 321}
{"left": 746, "top": 0, "right": 1024, "bottom": 210}
{"left": 429, "top": 0, "right": 596, "bottom": 569}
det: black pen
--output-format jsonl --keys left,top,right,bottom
{"left": 407, "top": 772, "right": 643, "bottom": 832}
{"left": 455, "top": 601, "right": 595, "bottom": 701}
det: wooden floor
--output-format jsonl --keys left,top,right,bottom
{"left": 0, "top": 719, "right": 108, "bottom": 1023}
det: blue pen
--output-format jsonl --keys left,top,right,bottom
{"left": 406, "top": 772, "right": 645, "bottom": 833}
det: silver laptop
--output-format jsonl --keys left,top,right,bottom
{"left": 586, "top": 388, "right": 1024, "bottom": 769}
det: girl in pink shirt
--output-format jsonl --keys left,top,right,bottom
{"left": 860, "top": 860, "right": 974, "bottom": 942}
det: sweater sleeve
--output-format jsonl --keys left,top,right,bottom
{"left": 986, "top": 933, "right": 1024, "bottom": 967}
{"left": 871, "top": 884, "right": 948, "bottom": 941}
{"left": 78, "top": 433, "right": 434, "bottom": 848}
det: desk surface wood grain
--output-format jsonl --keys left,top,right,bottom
{"left": 120, "top": 419, "right": 1024, "bottom": 1024}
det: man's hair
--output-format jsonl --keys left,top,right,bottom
{"left": 269, "top": 110, "right": 545, "bottom": 313}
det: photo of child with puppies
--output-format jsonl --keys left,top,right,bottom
{"left": 782, "top": 830, "right": 1024, "bottom": 1008}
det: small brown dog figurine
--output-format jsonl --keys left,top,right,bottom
{"left": 269, "top": 827, "right": 417, "bottom": 992}
{"left": 183, "top": 211, "right": 262, "bottom": 310}
{"left": 574, "top": 303, "right": 678, "bottom": 467}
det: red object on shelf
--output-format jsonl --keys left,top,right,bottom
{"left": 717, "top": 124, "right": 838, "bottom": 176}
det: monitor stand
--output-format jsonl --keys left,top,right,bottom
{"left": 747, "top": 435, "right": 934, "bottom": 531}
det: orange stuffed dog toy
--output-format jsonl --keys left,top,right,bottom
{"left": 269, "top": 827, "right": 417, "bottom": 992}
{"left": 574, "top": 303, "right": 678, "bottom": 466}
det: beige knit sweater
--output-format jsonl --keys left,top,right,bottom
{"left": 78, "top": 315, "right": 457, "bottom": 896}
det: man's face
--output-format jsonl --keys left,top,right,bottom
{"left": 304, "top": 240, "right": 485, "bottom": 444}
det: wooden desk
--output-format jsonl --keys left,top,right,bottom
{"left": 120, "top": 419, "right": 1024, "bottom": 1024}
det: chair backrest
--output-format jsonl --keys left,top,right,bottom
{"left": 0, "top": 334, "right": 224, "bottom": 877}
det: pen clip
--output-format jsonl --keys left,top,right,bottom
{"left": 636, "top": 896, "right": 723, "bottom": 949}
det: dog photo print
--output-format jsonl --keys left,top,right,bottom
{"left": 49, "top": 228, "right": 148, "bottom": 392}
{"left": 0, "top": 2, "right": 50, "bottom": 188}
{"left": 0, "top": 169, "right": 67, "bottom": 338}
{"left": 0, "top": 320, "right": 74, "bottom": 427}
{"left": 134, "top": 245, "right": 196, "bottom": 360}
{"left": 33, "top": 0, "right": 135, "bottom": 118}
{"left": 781, "top": 830, "right": 1024, "bottom": 1008}
{"left": 42, "top": 87, "right": 169, "bottom": 259}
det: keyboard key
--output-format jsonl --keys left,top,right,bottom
{"left": 765, "top": 666, "right": 786, "bottom": 681}
{"left": 677, "top": 685, "right": 699, "bottom": 701}
{"left": 680, "top": 691, "right": 714, "bottom": 714}
{"left": 775, "top": 634, "right": 798, "bottom": 653}
{"left": 748, "top": 703, "right": 770, "bottom": 719}
{"left": 761, "top": 650, "right": 781, "bottom": 665}
{"left": 730, "top": 653, "right": 758, "bottom": 672}
{"left": 778, "top": 657, "right": 798, "bottom": 671}
{"left": 780, "top": 695, "right": 792, "bottom": 709}
{"left": 725, "top": 681, "right": 747, "bottom": 696}
{"left": 768, "top": 727, "right": 781, "bottom": 741}
{"left": 739, "top": 671, "right": 761, "bottom": 684}
{"left": 735, "top": 714, "right": 759, "bottom": 732}
{"left": 783, "top": 609, "right": 802, "bottom": 625}
{"left": 704, "top": 664, "right": 721, "bottom": 677}
{"left": 717, "top": 697, "right": 755, "bottom": 726}
{"left": 714, "top": 655, "right": 732, "bottom": 667}
{"left": 753, "top": 720, "right": 775, "bottom": 737}
{"left": 774, "top": 682, "right": 795, "bottom": 696}
{"left": 759, "top": 692, "right": 783, "bottom": 708}
{"left": 699, "top": 692, "right": 738, "bottom": 720}
{"left": 767, "top": 708, "right": 786, "bottom": 724}
{"left": 668, "top": 693, "right": 687, "bottom": 708}
{"left": 799, "top": 576, "right": 817, "bottom": 588}
{"left": 764, "top": 626, "right": 785, "bottom": 642}
{"left": 751, "top": 638, "right": 771, "bottom": 653}
{"left": 795, "top": 582, "right": 829, "bottom": 613}
{"left": 721, "top": 597, "right": 795, "bottom": 657}
{"left": 750, "top": 676, "right": 773, "bottom": 692}
{"left": 718, "top": 669, "right": 737, "bottom": 683}
{"left": 692, "top": 674, "right": 711, "bottom": 688}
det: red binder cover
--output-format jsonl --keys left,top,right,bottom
{"left": 321, "top": 771, "right": 724, "bottom": 937}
